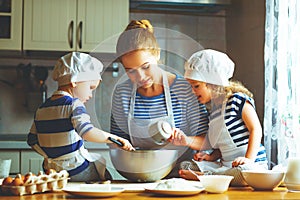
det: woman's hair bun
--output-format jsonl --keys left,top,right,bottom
{"left": 126, "top": 19, "right": 154, "bottom": 33}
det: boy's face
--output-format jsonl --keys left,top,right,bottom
{"left": 72, "top": 80, "right": 100, "bottom": 103}
{"left": 187, "top": 78, "right": 211, "bottom": 104}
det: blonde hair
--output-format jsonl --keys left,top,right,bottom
{"left": 207, "top": 80, "right": 253, "bottom": 102}
{"left": 116, "top": 19, "right": 160, "bottom": 59}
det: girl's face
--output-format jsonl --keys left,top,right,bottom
{"left": 187, "top": 79, "right": 211, "bottom": 104}
{"left": 121, "top": 50, "right": 160, "bottom": 89}
{"left": 72, "top": 80, "right": 100, "bottom": 103}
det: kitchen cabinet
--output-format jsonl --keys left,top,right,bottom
{"left": 20, "top": 150, "right": 43, "bottom": 175}
{"left": 23, "top": 0, "right": 129, "bottom": 52}
{"left": 0, "top": 141, "right": 122, "bottom": 179}
{"left": 0, "top": 0, "right": 22, "bottom": 50}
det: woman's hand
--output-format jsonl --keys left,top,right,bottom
{"left": 232, "top": 156, "right": 253, "bottom": 167}
{"left": 168, "top": 128, "right": 189, "bottom": 146}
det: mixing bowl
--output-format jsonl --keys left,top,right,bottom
{"left": 197, "top": 175, "right": 233, "bottom": 193}
{"left": 109, "top": 148, "right": 178, "bottom": 182}
{"left": 241, "top": 170, "right": 285, "bottom": 190}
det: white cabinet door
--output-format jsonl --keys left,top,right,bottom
{"left": 77, "top": 0, "right": 129, "bottom": 53}
{"left": 24, "top": 0, "right": 129, "bottom": 52}
{"left": 0, "top": 150, "right": 20, "bottom": 174}
{"left": 0, "top": 0, "right": 22, "bottom": 50}
{"left": 23, "top": 0, "right": 77, "bottom": 51}
{"left": 20, "top": 150, "right": 44, "bottom": 174}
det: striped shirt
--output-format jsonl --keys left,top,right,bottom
{"left": 111, "top": 74, "right": 209, "bottom": 141}
{"left": 27, "top": 95, "right": 94, "bottom": 176}
{"left": 216, "top": 92, "right": 268, "bottom": 164}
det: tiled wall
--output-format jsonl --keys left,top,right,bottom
{"left": 0, "top": 12, "right": 226, "bottom": 135}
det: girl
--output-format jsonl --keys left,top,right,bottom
{"left": 171, "top": 49, "right": 268, "bottom": 186}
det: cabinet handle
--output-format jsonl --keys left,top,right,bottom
{"left": 68, "top": 21, "right": 74, "bottom": 48}
{"left": 78, "top": 21, "right": 83, "bottom": 49}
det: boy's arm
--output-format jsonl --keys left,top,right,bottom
{"left": 82, "top": 127, "right": 135, "bottom": 151}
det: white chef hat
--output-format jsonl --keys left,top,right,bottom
{"left": 184, "top": 49, "right": 234, "bottom": 86}
{"left": 52, "top": 52, "right": 103, "bottom": 86}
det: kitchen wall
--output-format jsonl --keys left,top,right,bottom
{"left": 0, "top": 10, "right": 226, "bottom": 135}
{"left": 0, "top": 0, "right": 265, "bottom": 136}
{"left": 226, "top": 0, "right": 265, "bottom": 123}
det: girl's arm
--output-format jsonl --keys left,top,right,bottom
{"left": 168, "top": 129, "right": 211, "bottom": 150}
{"left": 232, "top": 101, "right": 262, "bottom": 167}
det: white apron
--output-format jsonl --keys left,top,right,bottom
{"left": 195, "top": 102, "right": 247, "bottom": 173}
{"left": 128, "top": 70, "right": 175, "bottom": 149}
{"left": 195, "top": 102, "right": 267, "bottom": 173}
{"left": 208, "top": 102, "right": 248, "bottom": 168}
{"left": 34, "top": 90, "right": 107, "bottom": 179}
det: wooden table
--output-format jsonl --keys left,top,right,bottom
{"left": 0, "top": 187, "right": 299, "bottom": 200}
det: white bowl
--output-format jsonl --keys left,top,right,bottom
{"left": 197, "top": 175, "right": 233, "bottom": 193}
{"left": 241, "top": 170, "right": 285, "bottom": 190}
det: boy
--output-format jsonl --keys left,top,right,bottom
{"left": 27, "top": 52, "right": 134, "bottom": 182}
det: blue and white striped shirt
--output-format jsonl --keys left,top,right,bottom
{"left": 110, "top": 74, "right": 209, "bottom": 142}
{"left": 27, "top": 95, "right": 94, "bottom": 176}
{"left": 223, "top": 93, "right": 267, "bottom": 163}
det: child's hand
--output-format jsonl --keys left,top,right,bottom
{"left": 194, "top": 151, "right": 210, "bottom": 161}
{"left": 116, "top": 137, "right": 135, "bottom": 151}
{"left": 232, "top": 156, "right": 253, "bottom": 167}
{"left": 168, "top": 128, "right": 188, "bottom": 146}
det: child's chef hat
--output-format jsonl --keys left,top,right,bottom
{"left": 52, "top": 52, "right": 103, "bottom": 86}
{"left": 184, "top": 49, "right": 234, "bottom": 86}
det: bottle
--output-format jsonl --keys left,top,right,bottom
{"left": 39, "top": 80, "right": 47, "bottom": 103}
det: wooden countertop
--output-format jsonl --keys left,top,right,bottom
{"left": 0, "top": 186, "right": 299, "bottom": 200}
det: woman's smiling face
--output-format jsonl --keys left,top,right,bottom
{"left": 121, "top": 50, "right": 160, "bottom": 89}
{"left": 187, "top": 78, "right": 212, "bottom": 104}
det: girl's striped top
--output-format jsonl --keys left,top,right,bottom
{"left": 210, "top": 92, "right": 268, "bottom": 164}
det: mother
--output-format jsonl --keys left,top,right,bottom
{"left": 110, "top": 19, "right": 209, "bottom": 177}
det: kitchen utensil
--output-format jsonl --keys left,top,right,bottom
{"left": 109, "top": 148, "right": 178, "bottom": 182}
{"left": 148, "top": 120, "right": 173, "bottom": 145}
{"left": 62, "top": 185, "right": 124, "bottom": 198}
{"left": 108, "top": 137, "right": 124, "bottom": 147}
{"left": 197, "top": 175, "right": 233, "bottom": 193}
{"left": 188, "top": 168, "right": 202, "bottom": 179}
{"left": 241, "top": 170, "right": 285, "bottom": 190}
